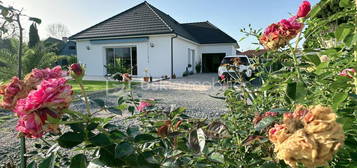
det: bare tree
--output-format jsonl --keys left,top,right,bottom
{"left": 46, "top": 23, "right": 70, "bottom": 39}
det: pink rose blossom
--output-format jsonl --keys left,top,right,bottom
{"left": 69, "top": 64, "right": 85, "bottom": 80}
{"left": 14, "top": 78, "right": 72, "bottom": 116}
{"left": 219, "top": 74, "right": 225, "bottom": 80}
{"left": 339, "top": 68, "right": 356, "bottom": 78}
{"left": 297, "top": 1, "right": 311, "bottom": 18}
{"left": 16, "top": 108, "right": 60, "bottom": 138}
{"left": 0, "top": 77, "right": 28, "bottom": 110}
{"left": 137, "top": 101, "right": 151, "bottom": 112}
{"left": 24, "top": 66, "right": 68, "bottom": 89}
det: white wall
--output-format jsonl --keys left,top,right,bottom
{"left": 146, "top": 35, "right": 171, "bottom": 77}
{"left": 173, "top": 36, "right": 199, "bottom": 77}
{"left": 199, "top": 44, "right": 236, "bottom": 56}
{"left": 76, "top": 35, "right": 237, "bottom": 79}
{"left": 76, "top": 35, "right": 173, "bottom": 78}
{"left": 76, "top": 39, "right": 149, "bottom": 77}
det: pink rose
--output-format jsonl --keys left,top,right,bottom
{"left": 69, "top": 64, "right": 85, "bottom": 80}
{"left": 219, "top": 74, "right": 226, "bottom": 80}
{"left": 14, "top": 78, "right": 72, "bottom": 116}
{"left": 24, "top": 66, "right": 68, "bottom": 89}
{"left": 0, "top": 77, "right": 27, "bottom": 110}
{"left": 297, "top": 1, "right": 311, "bottom": 18}
{"left": 137, "top": 101, "right": 151, "bottom": 112}
{"left": 339, "top": 68, "right": 356, "bottom": 78}
{"left": 16, "top": 108, "right": 60, "bottom": 138}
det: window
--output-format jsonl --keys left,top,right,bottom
{"left": 105, "top": 47, "right": 137, "bottom": 75}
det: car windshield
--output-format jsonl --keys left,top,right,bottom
{"left": 221, "top": 57, "right": 249, "bottom": 66}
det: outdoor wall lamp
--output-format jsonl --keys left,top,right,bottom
{"left": 150, "top": 42, "right": 155, "bottom": 48}
{"left": 86, "top": 46, "right": 91, "bottom": 50}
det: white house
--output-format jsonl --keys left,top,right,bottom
{"left": 70, "top": 1, "right": 238, "bottom": 78}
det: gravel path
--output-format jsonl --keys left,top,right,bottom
{"left": 0, "top": 73, "right": 227, "bottom": 165}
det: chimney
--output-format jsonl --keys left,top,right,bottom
{"left": 62, "top": 37, "right": 68, "bottom": 42}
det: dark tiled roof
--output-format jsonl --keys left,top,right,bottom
{"left": 181, "top": 22, "right": 236, "bottom": 44}
{"left": 238, "top": 49, "right": 267, "bottom": 57}
{"left": 70, "top": 2, "right": 236, "bottom": 44}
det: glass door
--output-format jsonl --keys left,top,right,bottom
{"left": 105, "top": 47, "right": 137, "bottom": 75}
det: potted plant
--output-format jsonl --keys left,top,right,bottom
{"left": 195, "top": 62, "right": 201, "bottom": 73}
{"left": 143, "top": 69, "right": 150, "bottom": 82}
{"left": 122, "top": 73, "right": 132, "bottom": 82}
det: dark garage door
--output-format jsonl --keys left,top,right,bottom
{"left": 202, "top": 53, "right": 226, "bottom": 73}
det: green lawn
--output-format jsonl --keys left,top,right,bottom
{"left": 68, "top": 80, "right": 138, "bottom": 94}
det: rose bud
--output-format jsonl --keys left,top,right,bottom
{"left": 69, "top": 64, "right": 85, "bottom": 80}
{"left": 297, "top": 1, "right": 311, "bottom": 18}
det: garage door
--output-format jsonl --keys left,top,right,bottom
{"left": 202, "top": 53, "right": 226, "bottom": 73}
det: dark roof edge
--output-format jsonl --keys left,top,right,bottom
{"left": 71, "top": 31, "right": 174, "bottom": 40}
{"left": 205, "top": 21, "right": 237, "bottom": 43}
{"left": 69, "top": 2, "right": 149, "bottom": 40}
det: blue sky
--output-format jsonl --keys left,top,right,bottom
{"left": 7, "top": 0, "right": 319, "bottom": 50}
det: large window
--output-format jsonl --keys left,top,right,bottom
{"left": 105, "top": 47, "right": 137, "bottom": 75}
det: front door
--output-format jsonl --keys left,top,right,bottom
{"left": 105, "top": 47, "right": 137, "bottom": 75}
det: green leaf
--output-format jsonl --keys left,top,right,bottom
{"left": 27, "top": 161, "right": 37, "bottom": 168}
{"left": 255, "top": 117, "right": 276, "bottom": 131}
{"left": 209, "top": 152, "right": 224, "bottom": 163}
{"left": 106, "top": 107, "right": 122, "bottom": 115}
{"left": 70, "top": 154, "right": 87, "bottom": 168}
{"left": 170, "top": 107, "right": 186, "bottom": 118}
{"left": 89, "top": 133, "right": 112, "bottom": 146}
{"left": 268, "top": 108, "right": 288, "bottom": 114}
{"left": 117, "top": 97, "right": 125, "bottom": 105}
{"left": 303, "top": 54, "right": 321, "bottom": 66}
{"left": 58, "top": 132, "right": 84, "bottom": 148}
{"left": 39, "top": 153, "right": 56, "bottom": 168}
{"left": 128, "top": 106, "right": 135, "bottom": 113}
{"left": 29, "top": 17, "right": 42, "bottom": 24}
{"left": 110, "top": 130, "right": 126, "bottom": 140}
{"left": 115, "top": 142, "right": 135, "bottom": 159}
{"left": 339, "top": 0, "right": 352, "bottom": 8}
{"left": 99, "top": 145, "right": 123, "bottom": 167}
{"left": 134, "top": 134, "right": 156, "bottom": 143}
{"left": 69, "top": 123, "right": 85, "bottom": 133}
{"left": 92, "top": 99, "right": 105, "bottom": 107}
{"left": 127, "top": 125, "right": 140, "bottom": 138}
{"left": 87, "top": 122, "right": 99, "bottom": 131}
{"left": 1, "top": 8, "right": 8, "bottom": 17}
{"left": 286, "top": 82, "right": 306, "bottom": 102}
{"left": 335, "top": 24, "right": 353, "bottom": 42}
{"left": 87, "top": 158, "right": 106, "bottom": 167}
{"left": 332, "top": 92, "right": 348, "bottom": 110}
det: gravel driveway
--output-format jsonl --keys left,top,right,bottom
{"left": 0, "top": 73, "right": 228, "bottom": 165}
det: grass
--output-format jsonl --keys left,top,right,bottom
{"left": 68, "top": 80, "right": 139, "bottom": 94}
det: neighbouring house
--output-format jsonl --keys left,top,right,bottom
{"left": 70, "top": 1, "right": 238, "bottom": 78}
{"left": 59, "top": 37, "right": 77, "bottom": 56}
{"left": 43, "top": 37, "right": 77, "bottom": 56}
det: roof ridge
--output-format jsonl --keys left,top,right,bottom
{"left": 144, "top": 2, "right": 173, "bottom": 32}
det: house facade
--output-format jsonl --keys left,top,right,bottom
{"left": 70, "top": 1, "right": 238, "bottom": 78}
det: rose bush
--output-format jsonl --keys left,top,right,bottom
{"left": 0, "top": 0, "right": 356, "bottom": 167}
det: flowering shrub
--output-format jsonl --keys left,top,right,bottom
{"left": 0, "top": 1, "right": 356, "bottom": 167}
{"left": 269, "top": 105, "right": 344, "bottom": 168}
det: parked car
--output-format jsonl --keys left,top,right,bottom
{"left": 218, "top": 55, "right": 254, "bottom": 81}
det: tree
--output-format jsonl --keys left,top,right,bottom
{"left": 28, "top": 23, "right": 40, "bottom": 48}
{"left": 46, "top": 23, "right": 70, "bottom": 39}
{"left": 0, "top": 2, "right": 41, "bottom": 168}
